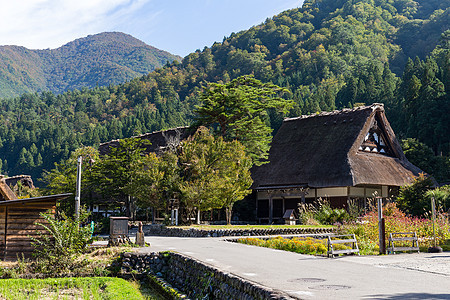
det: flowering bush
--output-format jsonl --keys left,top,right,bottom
{"left": 342, "top": 203, "right": 450, "bottom": 254}
{"left": 236, "top": 236, "right": 330, "bottom": 255}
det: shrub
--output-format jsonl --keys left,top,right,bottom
{"left": 342, "top": 203, "right": 450, "bottom": 254}
{"left": 298, "top": 198, "right": 350, "bottom": 225}
{"left": 396, "top": 173, "right": 434, "bottom": 216}
{"left": 298, "top": 203, "right": 320, "bottom": 225}
{"left": 30, "top": 209, "right": 93, "bottom": 273}
{"left": 425, "top": 185, "right": 450, "bottom": 212}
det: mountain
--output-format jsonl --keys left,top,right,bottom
{"left": 0, "top": 32, "right": 181, "bottom": 98}
{"left": 0, "top": 0, "right": 448, "bottom": 184}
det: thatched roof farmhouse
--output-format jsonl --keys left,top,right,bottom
{"left": 252, "top": 103, "right": 422, "bottom": 223}
{"left": 99, "top": 126, "right": 193, "bottom": 156}
{"left": 98, "top": 104, "right": 422, "bottom": 224}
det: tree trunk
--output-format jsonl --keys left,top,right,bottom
{"left": 152, "top": 207, "right": 156, "bottom": 224}
{"left": 129, "top": 195, "right": 135, "bottom": 221}
{"left": 124, "top": 196, "right": 130, "bottom": 218}
{"left": 197, "top": 209, "right": 201, "bottom": 225}
{"left": 187, "top": 208, "right": 195, "bottom": 225}
{"left": 226, "top": 204, "right": 233, "bottom": 225}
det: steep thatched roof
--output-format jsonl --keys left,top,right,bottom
{"left": 0, "top": 175, "right": 18, "bottom": 201}
{"left": 98, "top": 126, "right": 194, "bottom": 156}
{"left": 4, "top": 175, "right": 35, "bottom": 189}
{"left": 252, "top": 104, "right": 422, "bottom": 189}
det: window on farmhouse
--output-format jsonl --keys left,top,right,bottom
{"left": 359, "top": 117, "right": 393, "bottom": 156}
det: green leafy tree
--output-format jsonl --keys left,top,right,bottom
{"left": 125, "top": 153, "right": 164, "bottom": 220}
{"left": 396, "top": 173, "right": 435, "bottom": 216}
{"left": 402, "top": 138, "right": 450, "bottom": 183}
{"left": 89, "top": 138, "right": 149, "bottom": 218}
{"left": 195, "top": 75, "right": 293, "bottom": 166}
{"left": 215, "top": 146, "right": 253, "bottom": 224}
{"left": 178, "top": 127, "right": 253, "bottom": 224}
{"left": 42, "top": 146, "right": 99, "bottom": 215}
{"left": 126, "top": 151, "right": 179, "bottom": 222}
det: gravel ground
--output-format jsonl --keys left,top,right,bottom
{"left": 341, "top": 252, "right": 450, "bottom": 276}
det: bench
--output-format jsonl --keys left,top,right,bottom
{"left": 388, "top": 232, "right": 420, "bottom": 254}
{"left": 327, "top": 234, "right": 360, "bottom": 258}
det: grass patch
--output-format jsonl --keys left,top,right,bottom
{"left": 173, "top": 224, "right": 334, "bottom": 230}
{"left": 130, "top": 279, "right": 169, "bottom": 300}
{"left": 236, "top": 236, "right": 350, "bottom": 255}
{"left": 0, "top": 277, "right": 146, "bottom": 300}
{"left": 0, "top": 247, "right": 136, "bottom": 279}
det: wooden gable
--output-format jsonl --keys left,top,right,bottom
{"left": 359, "top": 114, "right": 394, "bottom": 156}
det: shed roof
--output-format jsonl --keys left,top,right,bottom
{"left": 0, "top": 193, "right": 71, "bottom": 206}
{"left": 252, "top": 104, "right": 422, "bottom": 189}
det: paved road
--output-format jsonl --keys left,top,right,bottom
{"left": 139, "top": 236, "right": 450, "bottom": 299}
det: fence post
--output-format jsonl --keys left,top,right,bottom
{"left": 428, "top": 195, "right": 443, "bottom": 253}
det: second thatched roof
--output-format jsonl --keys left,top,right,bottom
{"left": 252, "top": 103, "right": 422, "bottom": 189}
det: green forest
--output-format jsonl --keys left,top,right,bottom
{"left": 0, "top": 0, "right": 449, "bottom": 185}
{"left": 0, "top": 32, "right": 181, "bottom": 98}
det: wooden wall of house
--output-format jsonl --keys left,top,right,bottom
{"left": 0, "top": 206, "right": 5, "bottom": 258}
{"left": 0, "top": 200, "right": 56, "bottom": 261}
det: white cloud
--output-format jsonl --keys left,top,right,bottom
{"left": 0, "top": 0, "right": 151, "bottom": 49}
{"left": 0, "top": 0, "right": 305, "bottom": 55}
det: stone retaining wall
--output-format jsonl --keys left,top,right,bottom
{"left": 144, "top": 224, "right": 334, "bottom": 237}
{"left": 120, "top": 251, "right": 294, "bottom": 300}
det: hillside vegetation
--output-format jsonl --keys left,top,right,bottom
{"left": 0, "top": 32, "right": 181, "bottom": 98}
{"left": 0, "top": 0, "right": 448, "bottom": 184}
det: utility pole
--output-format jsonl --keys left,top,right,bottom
{"left": 377, "top": 197, "right": 386, "bottom": 254}
{"left": 75, "top": 156, "right": 82, "bottom": 220}
{"left": 428, "top": 195, "right": 443, "bottom": 253}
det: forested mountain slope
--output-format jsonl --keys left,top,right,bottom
{"left": 0, "top": 32, "right": 181, "bottom": 98}
{"left": 0, "top": 0, "right": 448, "bottom": 184}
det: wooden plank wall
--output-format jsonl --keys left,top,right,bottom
{"left": 0, "top": 207, "right": 5, "bottom": 259}
{"left": 1, "top": 200, "right": 56, "bottom": 261}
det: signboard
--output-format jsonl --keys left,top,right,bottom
{"left": 110, "top": 216, "right": 129, "bottom": 237}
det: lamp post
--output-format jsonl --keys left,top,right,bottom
{"left": 75, "top": 156, "right": 82, "bottom": 220}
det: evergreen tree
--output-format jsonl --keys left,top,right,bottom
{"left": 195, "top": 75, "right": 293, "bottom": 165}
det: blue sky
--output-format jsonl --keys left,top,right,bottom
{"left": 0, "top": 0, "right": 303, "bottom": 57}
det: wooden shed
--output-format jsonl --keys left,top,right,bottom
{"left": 252, "top": 104, "right": 423, "bottom": 223}
{"left": 0, "top": 194, "right": 70, "bottom": 261}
